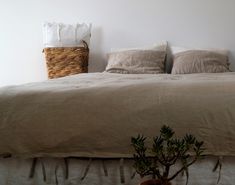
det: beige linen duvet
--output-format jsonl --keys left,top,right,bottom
{"left": 0, "top": 72, "right": 235, "bottom": 158}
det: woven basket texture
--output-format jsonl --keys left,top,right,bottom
{"left": 44, "top": 42, "right": 89, "bottom": 79}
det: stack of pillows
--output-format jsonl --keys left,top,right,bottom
{"left": 105, "top": 42, "right": 231, "bottom": 74}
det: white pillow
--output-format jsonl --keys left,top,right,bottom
{"left": 43, "top": 22, "right": 92, "bottom": 47}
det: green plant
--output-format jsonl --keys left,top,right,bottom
{"left": 131, "top": 125, "right": 205, "bottom": 185}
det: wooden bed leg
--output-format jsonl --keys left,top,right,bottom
{"left": 29, "top": 158, "right": 37, "bottom": 179}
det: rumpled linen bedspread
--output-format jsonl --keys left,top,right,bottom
{"left": 0, "top": 72, "right": 235, "bottom": 157}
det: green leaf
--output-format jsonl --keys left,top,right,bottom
{"left": 160, "top": 125, "right": 175, "bottom": 140}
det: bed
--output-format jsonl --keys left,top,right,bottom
{"left": 1, "top": 72, "right": 235, "bottom": 184}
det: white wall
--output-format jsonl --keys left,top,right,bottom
{"left": 1, "top": 0, "right": 235, "bottom": 86}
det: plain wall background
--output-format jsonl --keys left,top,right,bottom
{"left": 0, "top": 0, "right": 235, "bottom": 86}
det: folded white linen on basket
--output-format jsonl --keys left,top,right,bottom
{"left": 43, "top": 22, "right": 92, "bottom": 47}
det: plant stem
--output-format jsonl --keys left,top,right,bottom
{"left": 168, "top": 157, "right": 197, "bottom": 181}
{"left": 163, "top": 165, "right": 170, "bottom": 178}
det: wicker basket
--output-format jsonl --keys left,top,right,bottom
{"left": 43, "top": 41, "right": 89, "bottom": 79}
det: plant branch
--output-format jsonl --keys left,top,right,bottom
{"left": 168, "top": 157, "right": 197, "bottom": 181}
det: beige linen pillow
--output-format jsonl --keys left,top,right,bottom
{"left": 171, "top": 50, "right": 230, "bottom": 74}
{"left": 105, "top": 43, "right": 167, "bottom": 74}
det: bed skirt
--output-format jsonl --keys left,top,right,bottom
{"left": 0, "top": 157, "right": 235, "bottom": 185}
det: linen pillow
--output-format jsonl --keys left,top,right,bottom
{"left": 105, "top": 42, "right": 167, "bottom": 74}
{"left": 171, "top": 47, "right": 230, "bottom": 74}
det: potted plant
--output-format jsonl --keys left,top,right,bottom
{"left": 131, "top": 125, "right": 205, "bottom": 185}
